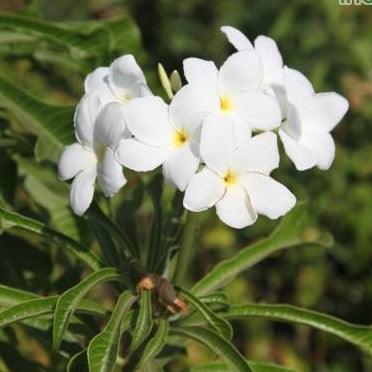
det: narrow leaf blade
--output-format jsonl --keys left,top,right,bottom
{"left": 88, "top": 291, "right": 137, "bottom": 372}
{"left": 170, "top": 326, "right": 251, "bottom": 372}
{"left": 224, "top": 303, "right": 372, "bottom": 355}
{"left": 53, "top": 268, "right": 121, "bottom": 351}
{"left": 192, "top": 203, "right": 332, "bottom": 296}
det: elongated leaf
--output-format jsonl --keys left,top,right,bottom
{"left": 170, "top": 326, "right": 251, "bottom": 372}
{"left": 53, "top": 268, "right": 121, "bottom": 351}
{"left": 0, "top": 283, "right": 39, "bottom": 306}
{"left": 199, "top": 292, "right": 229, "bottom": 310}
{"left": 146, "top": 173, "right": 163, "bottom": 272}
{"left": 138, "top": 319, "right": 169, "bottom": 368}
{"left": 0, "top": 207, "right": 101, "bottom": 270}
{"left": 192, "top": 203, "right": 332, "bottom": 296}
{"left": 0, "top": 296, "right": 106, "bottom": 330}
{"left": 0, "top": 74, "right": 74, "bottom": 162}
{"left": 67, "top": 349, "right": 88, "bottom": 372}
{"left": 88, "top": 291, "right": 137, "bottom": 372}
{"left": 223, "top": 304, "right": 372, "bottom": 355}
{"left": 0, "top": 12, "right": 107, "bottom": 57}
{"left": 190, "top": 361, "right": 297, "bottom": 372}
{"left": 129, "top": 290, "right": 153, "bottom": 352}
{"left": 177, "top": 288, "right": 232, "bottom": 340}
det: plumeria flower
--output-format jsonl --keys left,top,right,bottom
{"left": 58, "top": 94, "right": 127, "bottom": 215}
{"left": 84, "top": 54, "right": 152, "bottom": 105}
{"left": 184, "top": 115, "right": 296, "bottom": 229}
{"left": 182, "top": 49, "right": 282, "bottom": 142}
{"left": 279, "top": 67, "right": 349, "bottom": 170}
{"left": 116, "top": 84, "right": 209, "bottom": 191}
{"left": 220, "top": 26, "right": 285, "bottom": 90}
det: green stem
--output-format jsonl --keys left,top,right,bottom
{"left": 173, "top": 211, "right": 199, "bottom": 286}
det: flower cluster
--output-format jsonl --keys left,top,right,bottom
{"left": 58, "top": 26, "right": 348, "bottom": 228}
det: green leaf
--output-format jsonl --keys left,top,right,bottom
{"left": 223, "top": 303, "right": 372, "bottom": 355}
{"left": 137, "top": 319, "right": 169, "bottom": 368}
{"left": 88, "top": 291, "right": 137, "bottom": 372}
{"left": 0, "top": 74, "right": 74, "bottom": 162}
{"left": 177, "top": 288, "right": 232, "bottom": 340}
{"left": 0, "top": 207, "right": 101, "bottom": 270}
{"left": 129, "top": 290, "right": 153, "bottom": 352}
{"left": 0, "top": 12, "right": 107, "bottom": 58}
{"left": 146, "top": 173, "right": 163, "bottom": 272}
{"left": 192, "top": 203, "right": 332, "bottom": 296}
{"left": 67, "top": 349, "right": 88, "bottom": 372}
{"left": 0, "top": 284, "right": 39, "bottom": 307}
{"left": 0, "top": 296, "right": 106, "bottom": 330}
{"left": 199, "top": 292, "right": 230, "bottom": 310}
{"left": 174, "top": 212, "right": 200, "bottom": 285}
{"left": 170, "top": 326, "right": 251, "bottom": 372}
{"left": 53, "top": 268, "right": 122, "bottom": 351}
{"left": 189, "top": 361, "right": 297, "bottom": 372}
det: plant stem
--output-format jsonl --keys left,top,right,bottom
{"left": 173, "top": 211, "right": 199, "bottom": 286}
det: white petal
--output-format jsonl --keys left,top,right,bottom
{"left": 232, "top": 132, "right": 279, "bottom": 175}
{"left": 93, "top": 102, "right": 127, "bottom": 148}
{"left": 304, "top": 92, "right": 349, "bottom": 133}
{"left": 279, "top": 129, "right": 317, "bottom": 171}
{"left": 74, "top": 93, "right": 102, "bottom": 146}
{"left": 108, "top": 54, "right": 148, "bottom": 99}
{"left": 242, "top": 173, "right": 296, "bottom": 219}
{"left": 281, "top": 102, "right": 302, "bottom": 141}
{"left": 58, "top": 143, "right": 96, "bottom": 181}
{"left": 284, "top": 67, "right": 314, "bottom": 104}
{"left": 216, "top": 185, "right": 257, "bottom": 229}
{"left": 97, "top": 147, "right": 126, "bottom": 197}
{"left": 254, "top": 36, "right": 283, "bottom": 78}
{"left": 116, "top": 138, "right": 170, "bottom": 171}
{"left": 125, "top": 96, "right": 172, "bottom": 146}
{"left": 84, "top": 67, "right": 109, "bottom": 92}
{"left": 162, "top": 145, "right": 199, "bottom": 191}
{"left": 232, "top": 119, "right": 252, "bottom": 146}
{"left": 235, "top": 90, "right": 281, "bottom": 131}
{"left": 169, "top": 82, "right": 218, "bottom": 134}
{"left": 183, "top": 168, "right": 224, "bottom": 212}
{"left": 84, "top": 67, "right": 115, "bottom": 104}
{"left": 218, "top": 50, "right": 263, "bottom": 95}
{"left": 200, "top": 114, "right": 236, "bottom": 174}
{"left": 302, "top": 130, "right": 335, "bottom": 170}
{"left": 220, "top": 26, "right": 253, "bottom": 51}
{"left": 183, "top": 58, "right": 218, "bottom": 84}
{"left": 70, "top": 165, "right": 96, "bottom": 216}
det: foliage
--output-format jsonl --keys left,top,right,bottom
{"left": 0, "top": 1, "right": 370, "bottom": 371}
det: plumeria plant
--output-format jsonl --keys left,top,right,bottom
{"left": 0, "top": 12, "right": 370, "bottom": 372}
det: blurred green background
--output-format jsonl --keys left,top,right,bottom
{"left": 0, "top": 0, "right": 371, "bottom": 371}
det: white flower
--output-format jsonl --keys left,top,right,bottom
{"left": 84, "top": 54, "right": 152, "bottom": 105}
{"left": 184, "top": 115, "right": 296, "bottom": 229}
{"left": 116, "top": 84, "right": 208, "bottom": 191}
{"left": 58, "top": 94, "right": 127, "bottom": 215}
{"left": 279, "top": 67, "right": 349, "bottom": 170}
{"left": 182, "top": 49, "right": 282, "bottom": 143}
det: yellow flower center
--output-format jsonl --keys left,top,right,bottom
{"left": 172, "top": 129, "right": 188, "bottom": 148}
{"left": 223, "top": 170, "right": 238, "bottom": 187}
{"left": 121, "top": 93, "right": 133, "bottom": 104}
{"left": 95, "top": 144, "right": 106, "bottom": 162}
{"left": 220, "top": 95, "right": 234, "bottom": 113}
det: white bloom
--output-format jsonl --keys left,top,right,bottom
{"left": 184, "top": 115, "right": 296, "bottom": 229}
{"left": 59, "top": 94, "right": 127, "bottom": 215}
{"left": 220, "top": 26, "right": 285, "bottom": 91}
{"left": 84, "top": 54, "right": 152, "bottom": 105}
{"left": 116, "top": 84, "right": 208, "bottom": 191}
{"left": 182, "top": 49, "right": 282, "bottom": 142}
{"left": 279, "top": 67, "right": 349, "bottom": 170}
